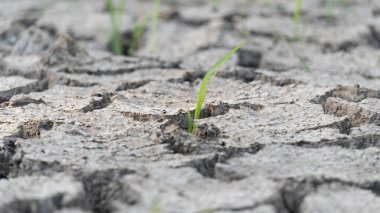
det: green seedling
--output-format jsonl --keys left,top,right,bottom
{"left": 117, "top": 0, "right": 126, "bottom": 18}
{"left": 265, "top": 19, "right": 310, "bottom": 72}
{"left": 129, "top": 15, "right": 149, "bottom": 55}
{"left": 187, "top": 111, "right": 194, "bottom": 134}
{"left": 150, "top": 200, "right": 161, "bottom": 213}
{"left": 279, "top": 27, "right": 310, "bottom": 72}
{"left": 107, "top": 0, "right": 126, "bottom": 55}
{"left": 327, "top": 0, "right": 334, "bottom": 22}
{"left": 188, "top": 42, "right": 244, "bottom": 135}
{"left": 339, "top": 0, "right": 347, "bottom": 6}
{"left": 238, "top": 16, "right": 249, "bottom": 39}
{"left": 293, "top": 0, "right": 302, "bottom": 40}
{"left": 212, "top": 0, "right": 221, "bottom": 10}
{"left": 149, "top": 0, "right": 160, "bottom": 53}
{"left": 266, "top": 0, "right": 274, "bottom": 8}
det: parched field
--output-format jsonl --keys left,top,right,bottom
{"left": 0, "top": 0, "right": 380, "bottom": 212}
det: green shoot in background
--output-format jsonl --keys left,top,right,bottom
{"left": 265, "top": 19, "right": 310, "bottom": 72}
{"left": 212, "top": 0, "right": 221, "bottom": 10}
{"left": 188, "top": 42, "right": 245, "bottom": 135}
{"left": 238, "top": 16, "right": 249, "bottom": 39}
{"left": 118, "top": 0, "right": 126, "bottom": 19}
{"left": 149, "top": 0, "right": 160, "bottom": 53}
{"left": 187, "top": 111, "right": 194, "bottom": 134}
{"left": 327, "top": 0, "right": 334, "bottom": 22}
{"left": 339, "top": 0, "right": 347, "bottom": 6}
{"left": 129, "top": 15, "right": 149, "bottom": 55}
{"left": 107, "top": 0, "right": 126, "bottom": 55}
{"left": 266, "top": 0, "right": 273, "bottom": 8}
{"left": 293, "top": 0, "right": 302, "bottom": 40}
{"left": 150, "top": 200, "right": 161, "bottom": 213}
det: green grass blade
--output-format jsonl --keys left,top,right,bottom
{"left": 327, "top": 0, "right": 334, "bottom": 22}
{"left": 191, "top": 41, "right": 244, "bottom": 135}
{"left": 149, "top": 0, "right": 160, "bottom": 53}
{"left": 117, "top": 0, "right": 126, "bottom": 27}
{"left": 237, "top": 16, "right": 249, "bottom": 39}
{"left": 129, "top": 15, "right": 148, "bottom": 55}
{"left": 266, "top": 0, "right": 273, "bottom": 8}
{"left": 264, "top": 19, "right": 310, "bottom": 72}
{"left": 108, "top": 0, "right": 123, "bottom": 55}
{"left": 187, "top": 111, "right": 193, "bottom": 133}
{"left": 212, "top": 0, "right": 221, "bottom": 10}
{"left": 339, "top": 0, "right": 348, "bottom": 6}
{"left": 293, "top": 0, "right": 302, "bottom": 40}
{"left": 151, "top": 200, "right": 161, "bottom": 213}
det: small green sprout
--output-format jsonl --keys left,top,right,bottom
{"left": 149, "top": 0, "right": 160, "bottom": 53}
{"left": 277, "top": 31, "right": 310, "bottom": 72}
{"left": 187, "top": 111, "right": 194, "bottom": 134}
{"left": 339, "top": 0, "right": 347, "bottom": 6}
{"left": 237, "top": 16, "right": 249, "bottom": 39}
{"left": 293, "top": 0, "right": 302, "bottom": 40}
{"left": 265, "top": 19, "right": 310, "bottom": 72}
{"left": 107, "top": 0, "right": 126, "bottom": 55}
{"left": 266, "top": 0, "right": 274, "bottom": 8}
{"left": 129, "top": 15, "right": 149, "bottom": 55}
{"left": 188, "top": 42, "right": 245, "bottom": 135}
{"left": 212, "top": 0, "right": 221, "bottom": 10}
{"left": 327, "top": 0, "right": 334, "bottom": 22}
{"left": 150, "top": 200, "right": 161, "bottom": 213}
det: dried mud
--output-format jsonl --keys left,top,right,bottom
{"left": 0, "top": 0, "right": 380, "bottom": 213}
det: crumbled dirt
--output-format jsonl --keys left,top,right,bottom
{"left": 0, "top": 0, "right": 380, "bottom": 212}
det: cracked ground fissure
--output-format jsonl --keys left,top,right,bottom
{"left": 1, "top": 0, "right": 380, "bottom": 213}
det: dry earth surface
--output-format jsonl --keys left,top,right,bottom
{"left": 1, "top": 0, "right": 380, "bottom": 212}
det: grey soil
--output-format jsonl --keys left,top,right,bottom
{"left": 0, "top": 0, "right": 380, "bottom": 213}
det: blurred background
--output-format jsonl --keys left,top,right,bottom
{"left": 0, "top": 0, "right": 380, "bottom": 88}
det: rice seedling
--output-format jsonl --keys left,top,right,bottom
{"left": 266, "top": 0, "right": 273, "bottom": 8}
{"left": 339, "top": 0, "right": 347, "bottom": 6}
{"left": 118, "top": 0, "right": 127, "bottom": 36}
{"left": 150, "top": 200, "right": 161, "bottom": 213}
{"left": 107, "top": 0, "right": 126, "bottom": 55}
{"left": 212, "top": 0, "right": 221, "bottom": 10}
{"left": 265, "top": 19, "right": 310, "bottom": 72}
{"left": 129, "top": 15, "right": 148, "bottom": 55}
{"left": 327, "top": 0, "right": 335, "bottom": 22}
{"left": 188, "top": 41, "right": 245, "bottom": 135}
{"left": 149, "top": 0, "right": 160, "bottom": 53}
{"left": 187, "top": 111, "right": 194, "bottom": 134}
{"left": 237, "top": 16, "right": 249, "bottom": 39}
{"left": 279, "top": 29, "right": 310, "bottom": 72}
{"left": 293, "top": 0, "right": 302, "bottom": 40}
